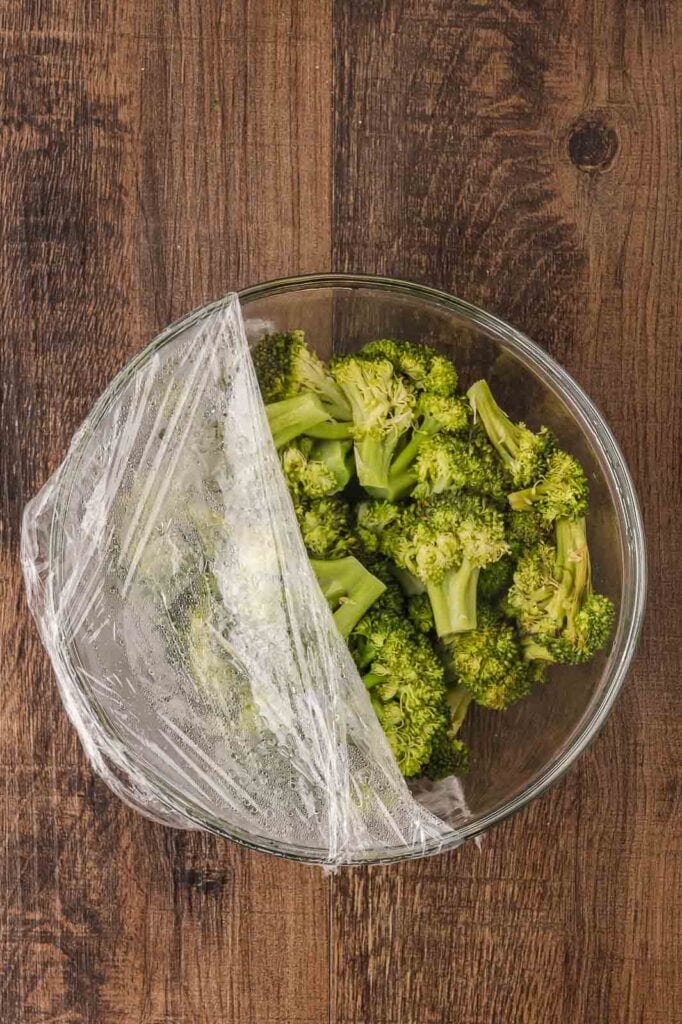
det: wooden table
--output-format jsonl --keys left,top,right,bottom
{"left": 1, "top": 2, "right": 680, "bottom": 1021}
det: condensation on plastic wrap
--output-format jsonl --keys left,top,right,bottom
{"left": 21, "top": 294, "right": 465, "bottom": 866}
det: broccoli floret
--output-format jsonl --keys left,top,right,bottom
{"left": 424, "top": 723, "right": 470, "bottom": 779}
{"left": 478, "top": 553, "right": 516, "bottom": 605}
{"left": 423, "top": 684, "right": 473, "bottom": 779}
{"left": 311, "top": 438, "right": 355, "bottom": 491}
{"left": 506, "top": 508, "right": 552, "bottom": 558}
{"left": 265, "top": 393, "right": 331, "bottom": 448}
{"left": 295, "top": 496, "right": 358, "bottom": 558}
{"left": 508, "top": 449, "right": 589, "bottom": 523}
{"left": 352, "top": 608, "right": 450, "bottom": 777}
{"left": 412, "top": 430, "right": 508, "bottom": 501}
{"left": 362, "top": 338, "right": 459, "bottom": 396}
{"left": 507, "top": 517, "right": 614, "bottom": 663}
{"left": 377, "top": 392, "right": 472, "bottom": 499}
{"left": 407, "top": 592, "right": 435, "bottom": 634}
{"left": 467, "top": 379, "right": 554, "bottom": 487}
{"left": 381, "top": 493, "right": 509, "bottom": 636}
{"left": 254, "top": 329, "right": 351, "bottom": 419}
{"left": 281, "top": 437, "right": 355, "bottom": 499}
{"left": 441, "top": 608, "right": 533, "bottom": 710}
{"left": 355, "top": 499, "right": 401, "bottom": 553}
{"left": 332, "top": 354, "right": 415, "bottom": 497}
{"left": 281, "top": 439, "right": 339, "bottom": 499}
{"left": 311, "top": 556, "right": 386, "bottom": 638}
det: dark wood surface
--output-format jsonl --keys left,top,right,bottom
{"left": 1, "top": 1, "right": 679, "bottom": 1021}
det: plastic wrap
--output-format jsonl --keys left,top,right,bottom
{"left": 21, "top": 295, "right": 458, "bottom": 865}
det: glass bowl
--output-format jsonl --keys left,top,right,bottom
{"left": 50, "top": 274, "right": 646, "bottom": 864}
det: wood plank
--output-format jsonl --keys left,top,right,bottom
{"left": 332, "top": 2, "right": 681, "bottom": 1022}
{"left": 0, "top": 2, "right": 331, "bottom": 1021}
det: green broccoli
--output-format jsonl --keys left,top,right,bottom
{"left": 311, "top": 556, "right": 387, "bottom": 638}
{"left": 295, "top": 496, "right": 358, "bottom": 558}
{"left": 423, "top": 683, "right": 473, "bottom": 779}
{"left": 412, "top": 430, "right": 509, "bottom": 502}
{"left": 375, "top": 392, "right": 471, "bottom": 500}
{"left": 407, "top": 592, "right": 435, "bottom": 634}
{"left": 467, "top": 379, "right": 554, "bottom": 487}
{"left": 507, "top": 517, "right": 614, "bottom": 663}
{"left": 265, "top": 393, "right": 331, "bottom": 448}
{"left": 360, "top": 556, "right": 406, "bottom": 616}
{"left": 331, "top": 354, "right": 416, "bottom": 497}
{"left": 506, "top": 507, "right": 552, "bottom": 558}
{"left": 254, "top": 329, "right": 351, "bottom": 419}
{"left": 441, "top": 608, "right": 534, "bottom": 710}
{"left": 355, "top": 499, "right": 401, "bottom": 553}
{"left": 507, "top": 449, "right": 589, "bottom": 523}
{"left": 381, "top": 493, "right": 509, "bottom": 637}
{"left": 478, "top": 553, "right": 516, "bottom": 605}
{"left": 361, "top": 338, "right": 459, "bottom": 396}
{"left": 281, "top": 439, "right": 339, "bottom": 499}
{"left": 351, "top": 607, "right": 452, "bottom": 777}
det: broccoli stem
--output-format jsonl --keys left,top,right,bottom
{"left": 467, "top": 379, "right": 521, "bottom": 468}
{"left": 427, "top": 557, "right": 480, "bottom": 637}
{"left": 550, "top": 516, "right": 590, "bottom": 634}
{"left": 362, "top": 671, "right": 383, "bottom": 689}
{"left": 521, "top": 638, "right": 555, "bottom": 661}
{"left": 304, "top": 420, "right": 353, "bottom": 440}
{"left": 447, "top": 685, "right": 473, "bottom": 734}
{"left": 310, "top": 372, "right": 352, "bottom": 422}
{"left": 357, "top": 435, "right": 421, "bottom": 500}
{"left": 507, "top": 488, "right": 537, "bottom": 511}
{"left": 310, "top": 556, "right": 386, "bottom": 637}
{"left": 389, "top": 433, "right": 424, "bottom": 477}
{"left": 393, "top": 566, "right": 426, "bottom": 596}
{"left": 377, "top": 421, "right": 445, "bottom": 500}
{"left": 389, "top": 412, "right": 447, "bottom": 478}
{"left": 354, "top": 436, "right": 397, "bottom": 495}
{"left": 311, "top": 439, "right": 354, "bottom": 491}
{"left": 266, "top": 393, "right": 330, "bottom": 448}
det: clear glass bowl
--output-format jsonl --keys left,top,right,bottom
{"left": 52, "top": 274, "right": 646, "bottom": 863}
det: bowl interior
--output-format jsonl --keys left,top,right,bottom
{"left": 239, "top": 280, "right": 637, "bottom": 826}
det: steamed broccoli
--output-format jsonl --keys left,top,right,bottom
{"left": 361, "top": 338, "right": 459, "bottom": 396}
{"left": 478, "top": 553, "right": 516, "bottom": 606}
{"left": 295, "top": 496, "right": 358, "bottom": 558}
{"left": 508, "top": 517, "right": 614, "bottom": 663}
{"left": 332, "top": 354, "right": 415, "bottom": 497}
{"left": 265, "top": 393, "right": 331, "bottom": 448}
{"left": 281, "top": 439, "right": 339, "bottom": 499}
{"left": 376, "top": 392, "right": 471, "bottom": 499}
{"left": 254, "top": 329, "right": 351, "bottom": 419}
{"left": 407, "top": 591, "right": 435, "bottom": 634}
{"left": 381, "top": 493, "right": 509, "bottom": 637}
{"left": 467, "top": 379, "right": 554, "bottom": 487}
{"left": 412, "top": 430, "right": 508, "bottom": 501}
{"left": 507, "top": 449, "right": 589, "bottom": 523}
{"left": 351, "top": 607, "right": 456, "bottom": 777}
{"left": 311, "top": 556, "right": 386, "bottom": 638}
{"left": 355, "top": 499, "right": 401, "bottom": 553}
{"left": 441, "top": 608, "right": 534, "bottom": 710}
{"left": 506, "top": 507, "right": 552, "bottom": 558}
{"left": 360, "top": 556, "right": 406, "bottom": 616}
{"left": 247, "top": 331, "right": 614, "bottom": 784}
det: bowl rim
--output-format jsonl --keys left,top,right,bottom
{"left": 48, "top": 273, "right": 647, "bottom": 865}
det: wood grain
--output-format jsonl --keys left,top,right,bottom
{"left": 332, "top": 2, "right": 681, "bottom": 1023}
{"left": 1, "top": 0, "right": 680, "bottom": 1022}
{"left": 0, "top": 2, "right": 331, "bottom": 1022}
